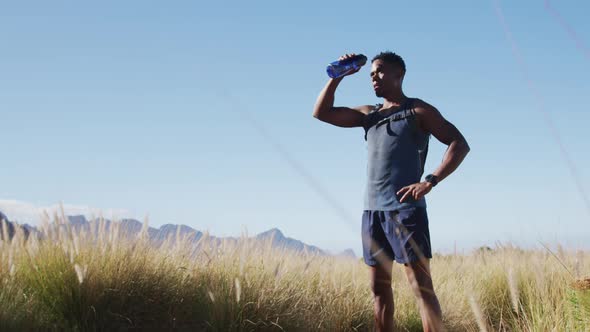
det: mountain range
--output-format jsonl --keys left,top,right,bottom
{"left": 0, "top": 210, "right": 356, "bottom": 258}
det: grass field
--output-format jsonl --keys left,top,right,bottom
{"left": 0, "top": 217, "right": 588, "bottom": 331}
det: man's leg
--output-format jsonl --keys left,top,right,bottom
{"left": 369, "top": 258, "right": 394, "bottom": 332}
{"left": 403, "top": 259, "right": 443, "bottom": 332}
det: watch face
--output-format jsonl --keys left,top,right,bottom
{"left": 426, "top": 174, "right": 437, "bottom": 185}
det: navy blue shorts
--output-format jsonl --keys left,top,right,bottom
{"left": 361, "top": 207, "right": 432, "bottom": 265}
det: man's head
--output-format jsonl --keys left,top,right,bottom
{"left": 370, "top": 51, "right": 406, "bottom": 98}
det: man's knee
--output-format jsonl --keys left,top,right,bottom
{"left": 370, "top": 264, "right": 393, "bottom": 296}
{"left": 405, "top": 261, "right": 436, "bottom": 297}
{"left": 370, "top": 277, "right": 392, "bottom": 296}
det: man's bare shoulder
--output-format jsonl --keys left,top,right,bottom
{"left": 412, "top": 98, "right": 439, "bottom": 115}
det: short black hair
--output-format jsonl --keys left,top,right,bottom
{"left": 372, "top": 51, "right": 406, "bottom": 73}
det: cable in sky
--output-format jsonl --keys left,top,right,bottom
{"left": 544, "top": 0, "right": 589, "bottom": 60}
{"left": 219, "top": 91, "right": 358, "bottom": 228}
{"left": 493, "top": 0, "right": 590, "bottom": 217}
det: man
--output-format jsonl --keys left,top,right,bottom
{"left": 312, "top": 52, "right": 470, "bottom": 331}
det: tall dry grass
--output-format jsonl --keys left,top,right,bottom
{"left": 0, "top": 216, "right": 588, "bottom": 331}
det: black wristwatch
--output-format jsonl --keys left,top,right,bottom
{"left": 425, "top": 174, "right": 439, "bottom": 187}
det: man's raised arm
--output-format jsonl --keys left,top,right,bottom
{"left": 312, "top": 53, "right": 371, "bottom": 128}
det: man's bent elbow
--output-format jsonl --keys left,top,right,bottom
{"left": 451, "top": 138, "right": 470, "bottom": 156}
{"left": 460, "top": 139, "right": 471, "bottom": 155}
{"left": 312, "top": 107, "right": 328, "bottom": 121}
{"left": 312, "top": 110, "right": 320, "bottom": 119}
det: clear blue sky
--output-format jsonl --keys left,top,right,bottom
{"left": 1, "top": 1, "right": 589, "bottom": 255}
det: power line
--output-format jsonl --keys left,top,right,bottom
{"left": 220, "top": 92, "right": 359, "bottom": 227}
{"left": 544, "top": 0, "right": 589, "bottom": 60}
{"left": 493, "top": 0, "right": 590, "bottom": 217}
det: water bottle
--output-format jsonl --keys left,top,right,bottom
{"left": 326, "top": 54, "right": 367, "bottom": 79}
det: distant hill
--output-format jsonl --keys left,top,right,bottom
{"left": 255, "top": 228, "right": 325, "bottom": 255}
{"left": 0, "top": 210, "right": 31, "bottom": 239}
{"left": 337, "top": 248, "right": 357, "bottom": 259}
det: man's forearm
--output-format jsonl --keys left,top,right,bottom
{"left": 313, "top": 78, "right": 343, "bottom": 118}
{"left": 430, "top": 139, "right": 470, "bottom": 183}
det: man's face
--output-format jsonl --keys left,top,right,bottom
{"left": 370, "top": 59, "right": 404, "bottom": 98}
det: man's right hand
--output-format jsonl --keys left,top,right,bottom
{"left": 336, "top": 53, "right": 365, "bottom": 78}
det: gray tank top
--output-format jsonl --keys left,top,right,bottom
{"left": 362, "top": 98, "right": 430, "bottom": 211}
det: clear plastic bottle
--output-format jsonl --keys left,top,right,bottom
{"left": 326, "top": 54, "right": 367, "bottom": 78}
